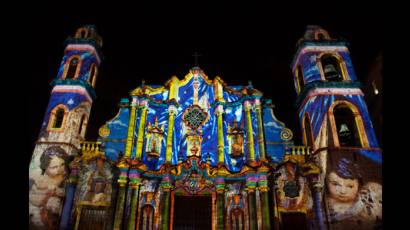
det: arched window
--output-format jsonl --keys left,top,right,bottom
{"left": 65, "top": 57, "right": 79, "bottom": 79}
{"left": 49, "top": 105, "right": 67, "bottom": 130}
{"left": 78, "top": 114, "right": 87, "bottom": 136}
{"left": 89, "top": 64, "right": 97, "bottom": 86}
{"left": 303, "top": 115, "right": 314, "bottom": 147}
{"left": 320, "top": 55, "right": 343, "bottom": 81}
{"left": 333, "top": 104, "right": 361, "bottom": 147}
{"left": 317, "top": 32, "right": 325, "bottom": 41}
{"left": 75, "top": 29, "right": 88, "bottom": 38}
{"left": 53, "top": 108, "right": 65, "bottom": 128}
{"left": 296, "top": 65, "right": 304, "bottom": 93}
{"left": 139, "top": 205, "right": 154, "bottom": 230}
{"left": 230, "top": 208, "right": 244, "bottom": 230}
{"left": 80, "top": 29, "right": 88, "bottom": 38}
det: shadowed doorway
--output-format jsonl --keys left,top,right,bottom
{"left": 281, "top": 212, "right": 308, "bottom": 230}
{"left": 173, "top": 195, "right": 212, "bottom": 230}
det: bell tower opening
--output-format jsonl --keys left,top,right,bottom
{"left": 173, "top": 195, "right": 212, "bottom": 230}
{"left": 321, "top": 55, "right": 343, "bottom": 81}
{"left": 334, "top": 104, "right": 362, "bottom": 147}
{"left": 66, "top": 57, "right": 79, "bottom": 79}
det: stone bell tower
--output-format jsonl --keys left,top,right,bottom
{"left": 29, "top": 25, "right": 103, "bottom": 230}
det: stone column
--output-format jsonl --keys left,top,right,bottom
{"left": 125, "top": 97, "right": 138, "bottom": 158}
{"left": 160, "top": 174, "right": 173, "bottom": 230}
{"left": 215, "top": 176, "right": 225, "bottom": 230}
{"left": 59, "top": 156, "right": 81, "bottom": 230}
{"left": 166, "top": 105, "right": 177, "bottom": 163}
{"left": 127, "top": 169, "right": 142, "bottom": 230}
{"left": 272, "top": 172, "right": 281, "bottom": 230}
{"left": 311, "top": 181, "right": 326, "bottom": 230}
{"left": 254, "top": 98, "right": 266, "bottom": 160}
{"left": 244, "top": 100, "right": 255, "bottom": 162}
{"left": 246, "top": 174, "right": 258, "bottom": 230}
{"left": 302, "top": 163, "right": 325, "bottom": 230}
{"left": 258, "top": 171, "right": 271, "bottom": 230}
{"left": 135, "top": 99, "right": 148, "bottom": 160}
{"left": 216, "top": 104, "right": 225, "bottom": 164}
{"left": 113, "top": 158, "right": 129, "bottom": 230}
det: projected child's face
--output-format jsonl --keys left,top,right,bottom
{"left": 327, "top": 172, "right": 359, "bottom": 202}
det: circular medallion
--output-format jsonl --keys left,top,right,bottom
{"left": 280, "top": 128, "right": 293, "bottom": 141}
{"left": 99, "top": 125, "right": 110, "bottom": 137}
{"left": 183, "top": 105, "right": 208, "bottom": 130}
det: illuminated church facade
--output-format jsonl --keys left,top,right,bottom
{"left": 29, "top": 25, "right": 382, "bottom": 230}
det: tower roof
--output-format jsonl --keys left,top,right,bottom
{"left": 64, "top": 25, "right": 104, "bottom": 60}
{"left": 291, "top": 25, "right": 349, "bottom": 69}
{"left": 73, "top": 25, "right": 103, "bottom": 47}
{"left": 294, "top": 25, "right": 349, "bottom": 50}
{"left": 300, "top": 25, "right": 333, "bottom": 42}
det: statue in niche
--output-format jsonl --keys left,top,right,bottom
{"left": 146, "top": 117, "right": 164, "bottom": 158}
{"left": 226, "top": 182, "right": 242, "bottom": 197}
{"left": 275, "top": 161, "right": 310, "bottom": 212}
{"left": 84, "top": 156, "right": 112, "bottom": 204}
{"left": 226, "top": 183, "right": 246, "bottom": 230}
{"left": 228, "top": 120, "right": 245, "bottom": 158}
{"left": 138, "top": 180, "right": 158, "bottom": 230}
{"left": 198, "top": 92, "right": 211, "bottom": 113}
{"left": 140, "top": 179, "right": 158, "bottom": 193}
{"left": 187, "top": 133, "right": 202, "bottom": 157}
{"left": 226, "top": 183, "right": 244, "bottom": 209}
{"left": 282, "top": 162, "right": 300, "bottom": 198}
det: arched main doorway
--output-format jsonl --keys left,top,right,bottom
{"left": 173, "top": 195, "right": 212, "bottom": 230}
{"left": 170, "top": 156, "right": 216, "bottom": 230}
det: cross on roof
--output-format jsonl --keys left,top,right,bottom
{"left": 192, "top": 51, "right": 202, "bottom": 67}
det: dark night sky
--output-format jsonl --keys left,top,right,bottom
{"left": 28, "top": 3, "right": 382, "bottom": 162}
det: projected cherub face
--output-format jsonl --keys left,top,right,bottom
{"left": 46, "top": 156, "right": 66, "bottom": 178}
{"left": 327, "top": 172, "right": 359, "bottom": 202}
{"left": 40, "top": 147, "right": 67, "bottom": 178}
{"left": 327, "top": 158, "right": 361, "bottom": 203}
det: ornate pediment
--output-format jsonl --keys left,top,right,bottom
{"left": 174, "top": 156, "right": 214, "bottom": 195}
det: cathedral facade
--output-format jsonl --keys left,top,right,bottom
{"left": 29, "top": 25, "right": 382, "bottom": 230}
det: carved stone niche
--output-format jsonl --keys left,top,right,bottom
{"left": 228, "top": 120, "right": 245, "bottom": 158}
{"left": 187, "top": 134, "right": 203, "bottom": 157}
{"left": 146, "top": 117, "right": 164, "bottom": 158}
